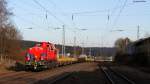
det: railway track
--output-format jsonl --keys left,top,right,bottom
{"left": 0, "top": 63, "right": 91, "bottom": 84}
{"left": 100, "top": 66, "right": 136, "bottom": 84}
{"left": 35, "top": 72, "right": 73, "bottom": 84}
{"left": 48, "top": 72, "right": 73, "bottom": 84}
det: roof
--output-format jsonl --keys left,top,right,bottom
{"left": 132, "top": 37, "right": 150, "bottom": 46}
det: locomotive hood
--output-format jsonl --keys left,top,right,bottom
{"left": 27, "top": 46, "right": 44, "bottom": 61}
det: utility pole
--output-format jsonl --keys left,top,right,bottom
{"left": 54, "top": 26, "right": 65, "bottom": 57}
{"left": 62, "top": 25, "right": 65, "bottom": 56}
{"left": 101, "top": 34, "right": 103, "bottom": 57}
{"left": 89, "top": 48, "right": 91, "bottom": 56}
{"left": 81, "top": 36, "right": 88, "bottom": 55}
{"left": 73, "top": 32, "right": 76, "bottom": 57}
{"left": 137, "top": 25, "right": 140, "bottom": 40}
{"left": 72, "top": 14, "right": 76, "bottom": 57}
{"left": 82, "top": 42, "right": 84, "bottom": 55}
{"left": 72, "top": 13, "right": 88, "bottom": 56}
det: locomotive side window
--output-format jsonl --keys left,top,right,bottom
{"left": 26, "top": 53, "right": 34, "bottom": 61}
{"left": 51, "top": 44, "right": 56, "bottom": 50}
{"left": 46, "top": 44, "right": 51, "bottom": 50}
{"left": 51, "top": 45, "right": 53, "bottom": 50}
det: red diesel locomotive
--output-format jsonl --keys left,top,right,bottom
{"left": 25, "top": 42, "right": 58, "bottom": 70}
{"left": 24, "top": 42, "right": 92, "bottom": 71}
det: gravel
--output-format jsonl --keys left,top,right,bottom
{"left": 0, "top": 62, "right": 103, "bottom": 84}
{"left": 111, "top": 66, "right": 150, "bottom": 84}
{"left": 1, "top": 62, "right": 150, "bottom": 84}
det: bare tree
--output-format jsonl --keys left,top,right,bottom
{"left": 0, "top": 0, "right": 22, "bottom": 63}
{"left": 114, "top": 37, "right": 131, "bottom": 63}
{"left": 115, "top": 37, "right": 131, "bottom": 53}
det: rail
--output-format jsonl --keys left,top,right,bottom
{"left": 48, "top": 72, "right": 73, "bottom": 84}
{"left": 100, "top": 66, "right": 136, "bottom": 84}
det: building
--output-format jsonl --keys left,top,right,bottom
{"left": 126, "top": 37, "right": 150, "bottom": 65}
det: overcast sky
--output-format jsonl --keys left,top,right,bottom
{"left": 7, "top": 0, "right": 150, "bottom": 47}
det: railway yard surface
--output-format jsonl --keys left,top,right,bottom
{"left": 0, "top": 62, "right": 150, "bottom": 84}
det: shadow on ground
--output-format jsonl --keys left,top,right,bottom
{"left": 36, "top": 69, "right": 109, "bottom": 84}
{"left": 6, "top": 62, "right": 25, "bottom": 71}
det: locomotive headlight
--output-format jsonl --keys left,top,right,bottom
{"left": 35, "top": 56, "right": 38, "bottom": 58}
{"left": 41, "top": 53, "right": 46, "bottom": 60}
{"left": 26, "top": 53, "right": 31, "bottom": 61}
{"left": 41, "top": 57, "right": 44, "bottom": 60}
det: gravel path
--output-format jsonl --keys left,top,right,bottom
{"left": 46, "top": 62, "right": 108, "bottom": 84}
{"left": 1, "top": 62, "right": 150, "bottom": 84}
{"left": 0, "top": 63, "right": 100, "bottom": 84}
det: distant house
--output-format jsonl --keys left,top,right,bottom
{"left": 126, "top": 37, "right": 150, "bottom": 54}
{"left": 126, "top": 37, "right": 150, "bottom": 65}
{"left": 133, "top": 37, "right": 150, "bottom": 55}
{"left": 126, "top": 43, "right": 136, "bottom": 56}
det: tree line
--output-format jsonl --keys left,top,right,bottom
{"left": 0, "top": 0, "right": 22, "bottom": 63}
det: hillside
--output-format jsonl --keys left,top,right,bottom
{"left": 20, "top": 40, "right": 116, "bottom": 57}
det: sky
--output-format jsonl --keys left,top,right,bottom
{"left": 7, "top": 0, "right": 150, "bottom": 47}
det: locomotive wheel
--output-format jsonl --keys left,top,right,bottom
{"left": 25, "top": 65, "right": 30, "bottom": 71}
{"left": 34, "top": 66, "right": 37, "bottom": 70}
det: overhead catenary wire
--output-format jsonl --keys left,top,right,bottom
{"left": 12, "top": 2, "right": 53, "bottom": 30}
{"left": 112, "top": 0, "right": 128, "bottom": 27}
{"left": 72, "top": 9, "right": 109, "bottom": 30}
{"left": 48, "top": 0, "right": 68, "bottom": 17}
{"left": 74, "top": 9, "right": 109, "bottom": 14}
{"left": 110, "top": 0, "right": 122, "bottom": 15}
{"left": 33, "top": 0, "right": 77, "bottom": 32}
{"left": 14, "top": 16, "right": 44, "bottom": 29}
{"left": 111, "top": 0, "right": 148, "bottom": 29}
{"left": 33, "top": 0, "right": 65, "bottom": 25}
{"left": 108, "top": 0, "right": 122, "bottom": 27}
{"left": 47, "top": 0, "right": 75, "bottom": 30}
